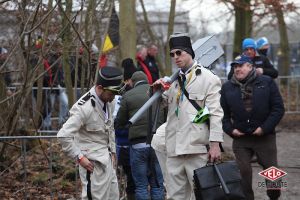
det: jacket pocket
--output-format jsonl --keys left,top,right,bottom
{"left": 189, "top": 93, "right": 205, "bottom": 101}
{"left": 189, "top": 93, "right": 205, "bottom": 109}
{"left": 189, "top": 123, "right": 209, "bottom": 145}
{"left": 186, "top": 111, "right": 209, "bottom": 145}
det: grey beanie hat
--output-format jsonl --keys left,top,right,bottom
{"left": 131, "top": 71, "right": 148, "bottom": 85}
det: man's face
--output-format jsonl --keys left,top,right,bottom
{"left": 96, "top": 86, "right": 116, "bottom": 103}
{"left": 138, "top": 47, "right": 148, "bottom": 60}
{"left": 170, "top": 48, "right": 193, "bottom": 69}
{"left": 243, "top": 48, "right": 256, "bottom": 58}
{"left": 148, "top": 46, "right": 158, "bottom": 57}
{"left": 233, "top": 62, "right": 253, "bottom": 81}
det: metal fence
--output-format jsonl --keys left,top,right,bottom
{"left": 276, "top": 76, "right": 300, "bottom": 114}
{"left": 0, "top": 135, "right": 81, "bottom": 200}
{"left": 6, "top": 75, "right": 300, "bottom": 132}
{"left": 0, "top": 135, "right": 129, "bottom": 200}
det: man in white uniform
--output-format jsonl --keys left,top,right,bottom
{"left": 153, "top": 33, "right": 224, "bottom": 200}
{"left": 57, "top": 66, "right": 122, "bottom": 200}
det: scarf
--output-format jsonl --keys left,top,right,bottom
{"left": 231, "top": 68, "right": 257, "bottom": 112}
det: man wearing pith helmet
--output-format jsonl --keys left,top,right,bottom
{"left": 58, "top": 66, "right": 122, "bottom": 200}
{"left": 153, "top": 33, "right": 224, "bottom": 200}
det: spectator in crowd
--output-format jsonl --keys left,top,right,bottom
{"left": 113, "top": 58, "right": 137, "bottom": 200}
{"left": 144, "top": 44, "right": 160, "bottom": 82}
{"left": 221, "top": 55, "right": 285, "bottom": 200}
{"left": 30, "top": 39, "right": 68, "bottom": 130}
{"left": 136, "top": 45, "right": 154, "bottom": 84}
{"left": 228, "top": 38, "right": 278, "bottom": 80}
{"left": 43, "top": 50, "right": 69, "bottom": 128}
{"left": 256, "top": 37, "right": 270, "bottom": 57}
{"left": 57, "top": 66, "right": 122, "bottom": 200}
{"left": 121, "top": 58, "right": 137, "bottom": 91}
{"left": 152, "top": 33, "right": 223, "bottom": 200}
{"left": 115, "top": 71, "right": 164, "bottom": 200}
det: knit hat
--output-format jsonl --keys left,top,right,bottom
{"left": 242, "top": 38, "right": 257, "bottom": 51}
{"left": 131, "top": 71, "right": 148, "bottom": 85}
{"left": 231, "top": 54, "right": 253, "bottom": 67}
{"left": 256, "top": 37, "right": 269, "bottom": 50}
{"left": 121, "top": 58, "right": 137, "bottom": 81}
{"left": 96, "top": 66, "right": 123, "bottom": 94}
{"left": 169, "top": 33, "right": 195, "bottom": 59}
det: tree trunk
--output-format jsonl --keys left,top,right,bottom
{"left": 33, "top": 0, "right": 53, "bottom": 128}
{"left": 164, "top": 0, "right": 176, "bottom": 75}
{"left": 0, "top": 76, "right": 6, "bottom": 129}
{"left": 82, "top": 0, "right": 96, "bottom": 89}
{"left": 274, "top": 4, "right": 290, "bottom": 76}
{"left": 119, "top": 0, "right": 136, "bottom": 61}
{"left": 139, "top": 0, "right": 166, "bottom": 76}
{"left": 60, "top": 0, "right": 74, "bottom": 107}
{"left": 232, "top": 0, "right": 252, "bottom": 59}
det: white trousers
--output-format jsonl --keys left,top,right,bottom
{"left": 79, "top": 159, "right": 119, "bottom": 200}
{"left": 166, "top": 154, "right": 208, "bottom": 200}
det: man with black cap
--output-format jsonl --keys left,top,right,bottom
{"left": 57, "top": 66, "right": 123, "bottom": 200}
{"left": 152, "top": 33, "right": 224, "bottom": 200}
{"left": 221, "top": 55, "right": 284, "bottom": 200}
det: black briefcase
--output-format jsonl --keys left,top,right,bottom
{"left": 193, "top": 161, "right": 245, "bottom": 200}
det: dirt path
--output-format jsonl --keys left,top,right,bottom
{"left": 223, "top": 127, "right": 300, "bottom": 200}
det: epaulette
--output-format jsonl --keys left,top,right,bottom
{"left": 90, "top": 94, "right": 96, "bottom": 107}
{"left": 195, "top": 68, "right": 201, "bottom": 76}
{"left": 78, "top": 92, "right": 91, "bottom": 106}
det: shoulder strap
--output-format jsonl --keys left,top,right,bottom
{"left": 178, "top": 76, "right": 201, "bottom": 111}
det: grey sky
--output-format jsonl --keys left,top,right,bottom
{"left": 140, "top": 0, "right": 233, "bottom": 34}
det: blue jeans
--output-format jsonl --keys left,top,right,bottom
{"left": 43, "top": 87, "right": 68, "bottom": 129}
{"left": 130, "top": 146, "right": 164, "bottom": 200}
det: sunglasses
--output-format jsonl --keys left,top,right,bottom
{"left": 170, "top": 50, "right": 183, "bottom": 57}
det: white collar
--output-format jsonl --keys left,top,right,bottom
{"left": 179, "top": 61, "right": 197, "bottom": 75}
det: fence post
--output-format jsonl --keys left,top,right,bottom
{"left": 49, "top": 138, "right": 54, "bottom": 200}
{"left": 21, "top": 139, "right": 27, "bottom": 199}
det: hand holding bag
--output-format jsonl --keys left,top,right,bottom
{"left": 193, "top": 161, "right": 245, "bottom": 200}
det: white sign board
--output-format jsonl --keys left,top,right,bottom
{"left": 192, "top": 35, "right": 224, "bottom": 67}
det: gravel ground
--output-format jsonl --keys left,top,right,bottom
{"left": 223, "top": 128, "right": 300, "bottom": 200}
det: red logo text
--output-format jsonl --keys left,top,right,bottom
{"left": 258, "top": 166, "right": 287, "bottom": 182}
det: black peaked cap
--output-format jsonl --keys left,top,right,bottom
{"left": 97, "top": 66, "right": 123, "bottom": 88}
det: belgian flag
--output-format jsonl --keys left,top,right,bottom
{"left": 102, "top": 7, "right": 119, "bottom": 53}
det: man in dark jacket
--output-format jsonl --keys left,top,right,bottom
{"left": 144, "top": 44, "right": 160, "bottom": 82}
{"left": 113, "top": 58, "right": 137, "bottom": 200}
{"left": 221, "top": 54, "right": 285, "bottom": 200}
{"left": 228, "top": 38, "right": 278, "bottom": 80}
{"left": 115, "top": 71, "right": 164, "bottom": 200}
